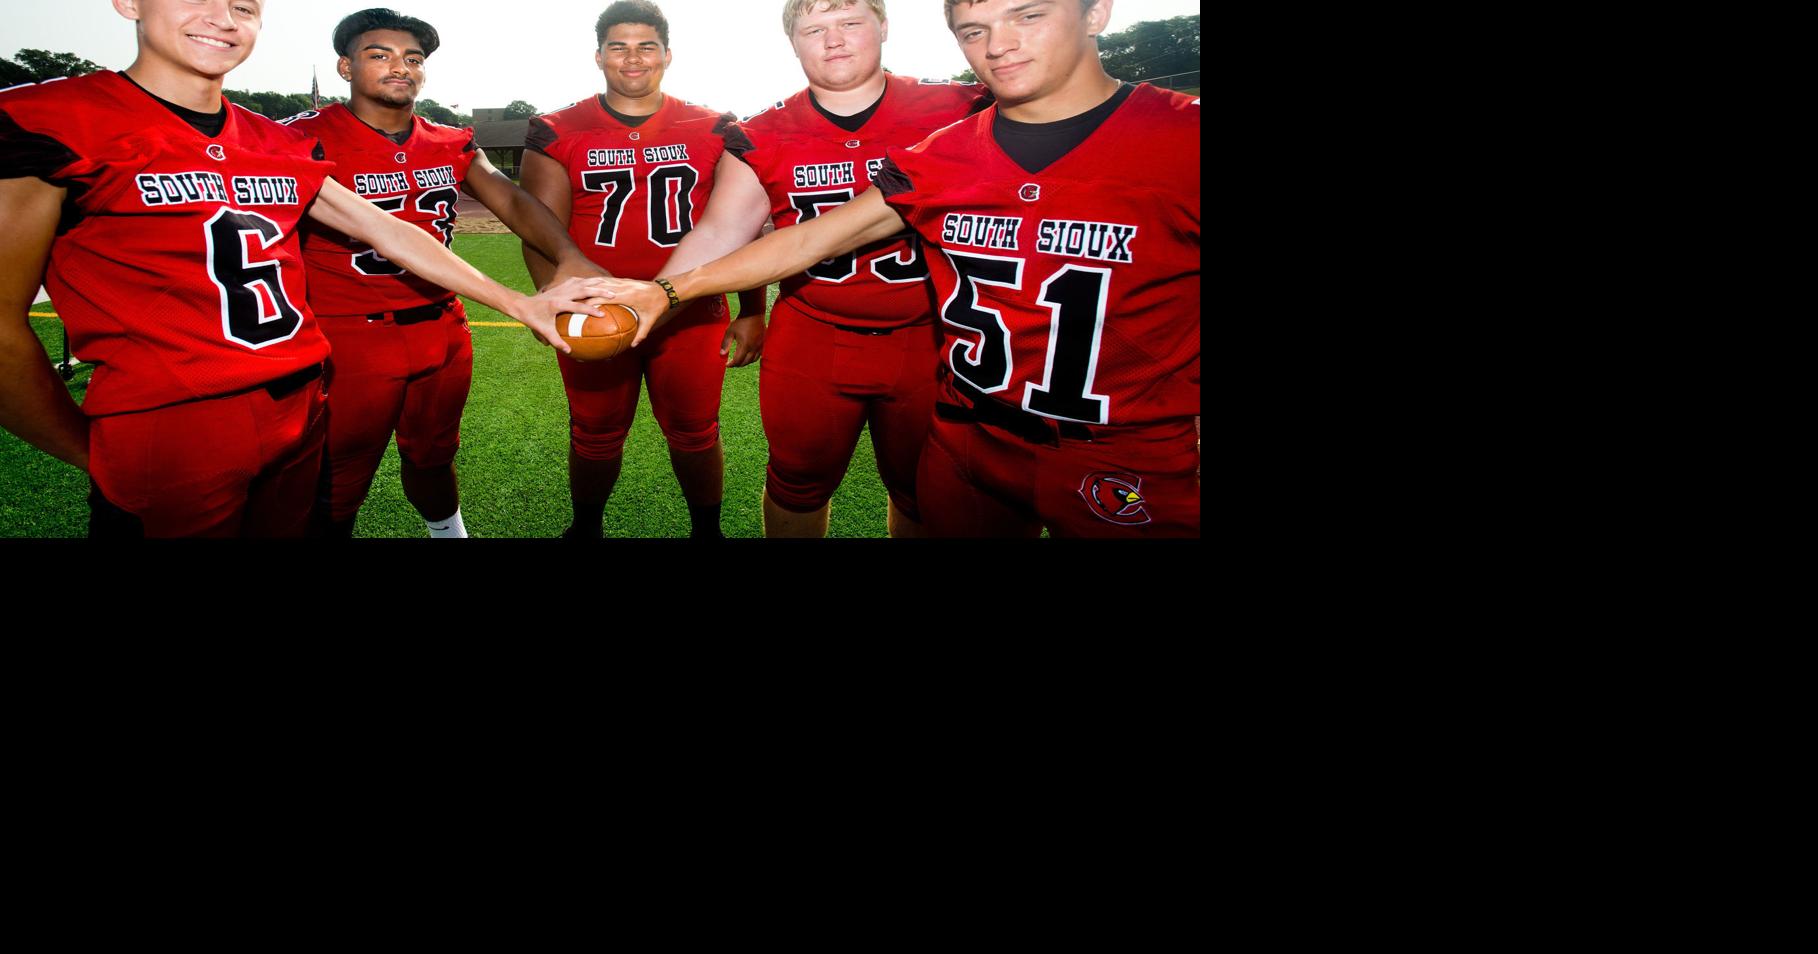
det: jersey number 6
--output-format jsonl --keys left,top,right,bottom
{"left": 205, "top": 208, "right": 306, "bottom": 350}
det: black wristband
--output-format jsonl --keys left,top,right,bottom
{"left": 654, "top": 277, "right": 681, "bottom": 310}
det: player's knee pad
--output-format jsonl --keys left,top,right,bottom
{"left": 661, "top": 419, "right": 720, "bottom": 455}
{"left": 395, "top": 433, "right": 459, "bottom": 471}
{"left": 562, "top": 376, "right": 635, "bottom": 462}
{"left": 886, "top": 490, "right": 921, "bottom": 524}
{"left": 872, "top": 437, "right": 924, "bottom": 507}
{"left": 569, "top": 415, "right": 630, "bottom": 462}
{"left": 765, "top": 461, "right": 837, "bottom": 514}
{"left": 324, "top": 447, "right": 386, "bottom": 521}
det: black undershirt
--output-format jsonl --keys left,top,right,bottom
{"left": 345, "top": 108, "right": 414, "bottom": 145}
{"left": 367, "top": 120, "right": 413, "bottom": 146}
{"left": 119, "top": 71, "right": 227, "bottom": 137}
{"left": 810, "top": 83, "right": 886, "bottom": 133}
{"left": 600, "top": 95, "right": 655, "bottom": 128}
{"left": 993, "top": 82, "right": 1133, "bottom": 174}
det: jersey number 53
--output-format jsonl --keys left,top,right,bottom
{"left": 789, "top": 188, "right": 927, "bottom": 284}
{"left": 351, "top": 189, "right": 460, "bottom": 276}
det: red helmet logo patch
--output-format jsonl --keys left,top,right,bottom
{"left": 206, "top": 144, "right": 227, "bottom": 161}
{"left": 1019, "top": 183, "right": 1040, "bottom": 201}
{"left": 1079, "top": 472, "right": 1150, "bottom": 526}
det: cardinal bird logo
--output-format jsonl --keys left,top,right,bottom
{"left": 206, "top": 144, "right": 227, "bottom": 161}
{"left": 1019, "top": 183, "right": 1040, "bottom": 202}
{"left": 1080, "top": 472, "right": 1151, "bottom": 526}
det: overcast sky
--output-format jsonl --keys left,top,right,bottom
{"left": 2, "top": 1, "right": 1199, "bottom": 119}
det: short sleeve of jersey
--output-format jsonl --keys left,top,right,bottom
{"left": 0, "top": 101, "right": 81, "bottom": 181}
{"left": 965, "top": 85, "right": 996, "bottom": 115}
{"left": 874, "top": 154, "right": 916, "bottom": 200}
{"left": 714, "top": 111, "right": 753, "bottom": 159}
{"left": 525, "top": 117, "right": 559, "bottom": 159}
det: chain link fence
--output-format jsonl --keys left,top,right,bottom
{"left": 1132, "top": 70, "right": 1199, "bottom": 92}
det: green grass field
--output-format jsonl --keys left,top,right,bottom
{"left": 0, "top": 233, "right": 895, "bottom": 538}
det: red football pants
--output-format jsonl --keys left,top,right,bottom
{"left": 87, "top": 375, "right": 327, "bottom": 538}
{"left": 559, "top": 296, "right": 727, "bottom": 461}
{"left": 917, "top": 412, "right": 1201, "bottom": 538}
{"left": 316, "top": 301, "right": 473, "bottom": 521}
{"left": 757, "top": 298, "right": 939, "bottom": 517}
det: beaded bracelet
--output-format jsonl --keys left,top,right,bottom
{"left": 654, "top": 277, "right": 681, "bottom": 310}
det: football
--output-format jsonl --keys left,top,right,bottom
{"left": 558, "top": 304, "right": 639, "bottom": 361}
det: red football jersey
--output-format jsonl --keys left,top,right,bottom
{"left": 879, "top": 84, "right": 1200, "bottom": 427}
{"left": 0, "top": 71, "right": 333, "bottom": 416}
{"left": 528, "top": 94, "right": 741, "bottom": 292}
{"left": 285, "top": 104, "right": 478, "bottom": 316}
{"left": 737, "top": 74, "right": 989, "bottom": 330}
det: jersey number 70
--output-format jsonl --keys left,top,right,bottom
{"left": 582, "top": 164, "right": 698, "bottom": 248}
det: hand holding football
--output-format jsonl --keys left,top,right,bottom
{"left": 558, "top": 303, "right": 639, "bottom": 361}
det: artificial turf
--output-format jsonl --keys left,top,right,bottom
{"left": 0, "top": 233, "right": 894, "bottom": 538}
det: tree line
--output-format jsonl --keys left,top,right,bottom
{"left": 952, "top": 14, "right": 1199, "bottom": 86}
{"left": 2, "top": 49, "right": 102, "bottom": 87}
{"left": 7, "top": 14, "right": 1206, "bottom": 124}
{"left": 4, "top": 48, "right": 543, "bottom": 125}
{"left": 409, "top": 100, "right": 540, "bottom": 126}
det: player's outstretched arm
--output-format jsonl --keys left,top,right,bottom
{"left": 310, "top": 178, "right": 609, "bottom": 354}
{"left": 463, "top": 149, "right": 608, "bottom": 284}
{"left": 609, "top": 187, "right": 907, "bottom": 347}
{"left": 517, "top": 149, "right": 574, "bottom": 290}
{"left": 653, "top": 153, "right": 772, "bottom": 361}
{"left": 657, "top": 153, "right": 770, "bottom": 281}
{"left": 0, "top": 177, "right": 89, "bottom": 470}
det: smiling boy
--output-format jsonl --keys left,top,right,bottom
{"left": 0, "top": 0, "right": 609, "bottom": 537}
{"left": 286, "top": 8, "right": 607, "bottom": 539}
{"left": 518, "top": 1, "right": 762, "bottom": 540}
{"left": 651, "top": 0, "right": 991, "bottom": 539}
{"left": 605, "top": 0, "right": 1200, "bottom": 537}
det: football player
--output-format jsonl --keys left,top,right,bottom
{"left": 605, "top": 0, "right": 1200, "bottom": 537}
{"left": 650, "top": 0, "right": 991, "bottom": 539}
{"left": 519, "top": 0, "right": 765, "bottom": 540}
{"left": 0, "top": 0, "right": 610, "bottom": 538}
{"left": 288, "top": 8, "right": 610, "bottom": 540}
